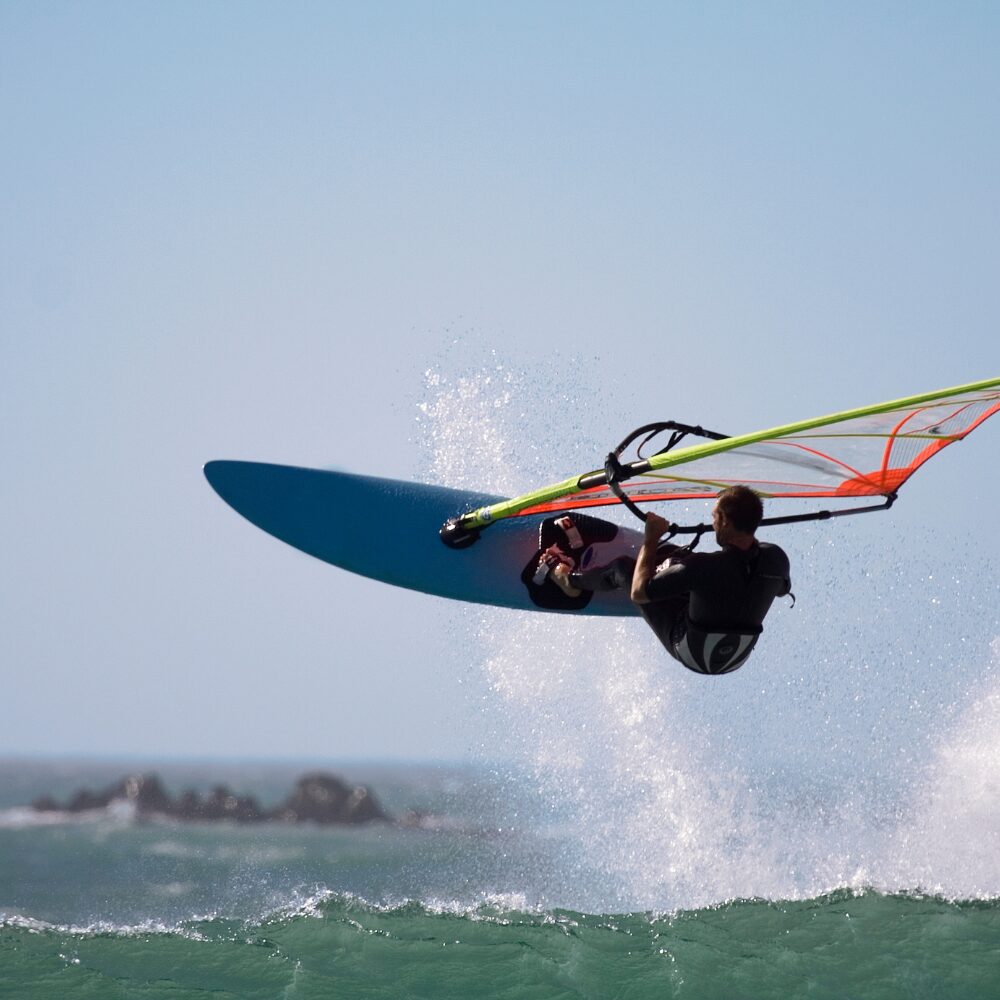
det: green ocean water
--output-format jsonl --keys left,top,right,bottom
{"left": 3, "top": 757, "right": 1000, "bottom": 999}
{"left": 5, "top": 891, "right": 1000, "bottom": 1000}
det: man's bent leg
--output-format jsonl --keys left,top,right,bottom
{"left": 637, "top": 598, "right": 688, "bottom": 654}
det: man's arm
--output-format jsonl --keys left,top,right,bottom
{"left": 631, "top": 512, "right": 671, "bottom": 605}
{"left": 758, "top": 544, "right": 792, "bottom": 597}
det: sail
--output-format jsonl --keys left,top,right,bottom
{"left": 450, "top": 378, "right": 1000, "bottom": 534}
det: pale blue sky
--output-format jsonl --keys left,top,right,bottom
{"left": 2, "top": 2, "right": 998, "bottom": 762}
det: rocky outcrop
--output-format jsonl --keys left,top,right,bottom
{"left": 30, "top": 771, "right": 388, "bottom": 825}
{"left": 172, "top": 785, "right": 267, "bottom": 822}
{"left": 274, "top": 772, "right": 386, "bottom": 824}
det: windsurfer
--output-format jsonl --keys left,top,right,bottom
{"left": 546, "top": 486, "right": 792, "bottom": 675}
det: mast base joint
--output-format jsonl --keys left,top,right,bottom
{"left": 440, "top": 517, "right": 481, "bottom": 549}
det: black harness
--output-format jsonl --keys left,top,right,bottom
{"left": 666, "top": 545, "right": 788, "bottom": 676}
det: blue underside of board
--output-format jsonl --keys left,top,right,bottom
{"left": 204, "top": 461, "right": 640, "bottom": 616}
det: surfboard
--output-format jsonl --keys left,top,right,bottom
{"left": 204, "top": 461, "right": 644, "bottom": 616}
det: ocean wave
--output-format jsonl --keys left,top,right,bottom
{"left": 3, "top": 889, "right": 999, "bottom": 1000}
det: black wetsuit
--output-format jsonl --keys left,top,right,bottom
{"left": 570, "top": 541, "right": 792, "bottom": 675}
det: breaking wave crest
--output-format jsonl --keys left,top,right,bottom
{"left": 5, "top": 890, "right": 1000, "bottom": 1000}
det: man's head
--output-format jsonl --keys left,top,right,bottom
{"left": 712, "top": 485, "right": 763, "bottom": 544}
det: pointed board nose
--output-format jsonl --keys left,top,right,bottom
{"left": 202, "top": 459, "right": 542, "bottom": 608}
{"left": 203, "top": 459, "right": 241, "bottom": 503}
{"left": 204, "top": 460, "right": 271, "bottom": 513}
{"left": 204, "top": 460, "right": 412, "bottom": 571}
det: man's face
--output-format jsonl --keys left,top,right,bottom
{"left": 712, "top": 502, "right": 737, "bottom": 544}
{"left": 712, "top": 503, "right": 726, "bottom": 542}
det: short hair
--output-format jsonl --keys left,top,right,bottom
{"left": 716, "top": 485, "right": 763, "bottom": 534}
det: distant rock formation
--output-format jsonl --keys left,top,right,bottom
{"left": 273, "top": 772, "right": 386, "bottom": 824}
{"left": 30, "top": 771, "right": 389, "bottom": 825}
